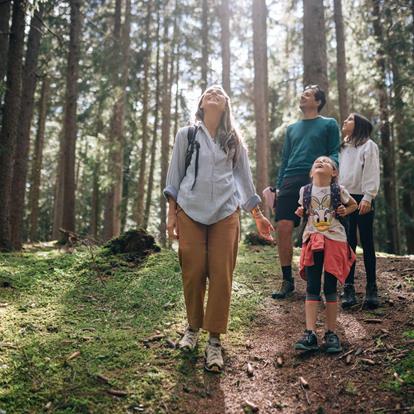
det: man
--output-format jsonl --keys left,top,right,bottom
{"left": 272, "top": 85, "right": 340, "bottom": 299}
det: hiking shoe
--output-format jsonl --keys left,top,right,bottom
{"left": 272, "top": 279, "right": 294, "bottom": 299}
{"left": 294, "top": 330, "right": 318, "bottom": 351}
{"left": 364, "top": 284, "right": 379, "bottom": 309}
{"left": 204, "top": 337, "right": 224, "bottom": 373}
{"left": 341, "top": 284, "right": 357, "bottom": 309}
{"left": 178, "top": 327, "right": 199, "bottom": 351}
{"left": 322, "top": 331, "right": 342, "bottom": 353}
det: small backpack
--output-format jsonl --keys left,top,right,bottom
{"left": 184, "top": 125, "right": 200, "bottom": 190}
{"left": 302, "top": 182, "right": 349, "bottom": 236}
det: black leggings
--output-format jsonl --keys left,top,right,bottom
{"left": 306, "top": 251, "right": 338, "bottom": 302}
{"left": 346, "top": 194, "right": 376, "bottom": 286}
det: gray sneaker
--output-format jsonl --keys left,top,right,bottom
{"left": 204, "top": 338, "right": 224, "bottom": 373}
{"left": 178, "top": 327, "right": 199, "bottom": 351}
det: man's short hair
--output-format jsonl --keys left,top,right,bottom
{"left": 304, "top": 84, "right": 326, "bottom": 112}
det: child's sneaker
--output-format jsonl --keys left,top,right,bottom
{"left": 322, "top": 331, "right": 342, "bottom": 353}
{"left": 204, "top": 337, "right": 224, "bottom": 373}
{"left": 294, "top": 330, "right": 318, "bottom": 351}
{"left": 178, "top": 326, "right": 199, "bottom": 351}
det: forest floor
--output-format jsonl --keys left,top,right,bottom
{"left": 0, "top": 242, "right": 413, "bottom": 413}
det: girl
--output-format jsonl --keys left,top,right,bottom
{"left": 339, "top": 113, "right": 380, "bottom": 309}
{"left": 294, "top": 156, "right": 357, "bottom": 353}
{"left": 164, "top": 85, "right": 274, "bottom": 372}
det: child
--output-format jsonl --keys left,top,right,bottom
{"left": 294, "top": 156, "right": 357, "bottom": 353}
{"left": 339, "top": 113, "right": 380, "bottom": 309}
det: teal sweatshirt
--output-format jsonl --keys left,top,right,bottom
{"left": 276, "top": 116, "right": 340, "bottom": 188}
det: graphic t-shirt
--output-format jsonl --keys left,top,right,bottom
{"left": 298, "top": 184, "right": 351, "bottom": 243}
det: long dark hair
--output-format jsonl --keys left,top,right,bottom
{"left": 342, "top": 113, "right": 373, "bottom": 148}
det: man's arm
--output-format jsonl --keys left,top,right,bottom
{"left": 276, "top": 128, "right": 291, "bottom": 188}
{"left": 327, "top": 119, "right": 340, "bottom": 167}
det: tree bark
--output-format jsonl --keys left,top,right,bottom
{"left": 135, "top": 0, "right": 152, "bottom": 227}
{"left": 252, "top": 0, "right": 269, "bottom": 206}
{"left": 28, "top": 76, "right": 50, "bottom": 242}
{"left": 59, "top": 0, "right": 83, "bottom": 238}
{"left": 103, "top": 0, "right": 131, "bottom": 240}
{"left": 333, "top": 0, "right": 349, "bottom": 125}
{"left": 371, "top": 0, "right": 400, "bottom": 253}
{"left": 159, "top": 16, "right": 173, "bottom": 247}
{"left": 303, "top": 0, "right": 329, "bottom": 101}
{"left": 0, "top": 0, "right": 26, "bottom": 251}
{"left": 201, "top": 0, "right": 208, "bottom": 91}
{"left": 219, "top": 0, "right": 230, "bottom": 94}
{"left": 10, "top": 4, "right": 45, "bottom": 249}
{"left": 0, "top": 0, "right": 11, "bottom": 87}
{"left": 143, "top": 5, "right": 161, "bottom": 230}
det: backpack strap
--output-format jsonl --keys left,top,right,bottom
{"left": 184, "top": 125, "right": 200, "bottom": 190}
{"left": 330, "top": 182, "right": 342, "bottom": 218}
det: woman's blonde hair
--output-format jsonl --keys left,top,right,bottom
{"left": 195, "top": 85, "right": 242, "bottom": 163}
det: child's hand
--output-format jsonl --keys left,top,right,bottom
{"left": 336, "top": 204, "right": 347, "bottom": 217}
{"left": 295, "top": 206, "right": 304, "bottom": 217}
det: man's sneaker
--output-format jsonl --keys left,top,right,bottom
{"left": 294, "top": 330, "right": 318, "bottom": 351}
{"left": 364, "top": 284, "right": 379, "bottom": 309}
{"left": 322, "top": 331, "right": 342, "bottom": 353}
{"left": 178, "top": 327, "right": 199, "bottom": 351}
{"left": 272, "top": 279, "right": 294, "bottom": 299}
{"left": 341, "top": 284, "right": 357, "bottom": 309}
{"left": 204, "top": 337, "right": 224, "bottom": 373}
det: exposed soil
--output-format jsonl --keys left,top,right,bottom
{"left": 167, "top": 254, "right": 414, "bottom": 413}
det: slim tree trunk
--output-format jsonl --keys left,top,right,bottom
{"left": 28, "top": 76, "right": 50, "bottom": 242}
{"left": 144, "top": 5, "right": 161, "bottom": 230}
{"left": 333, "top": 0, "right": 349, "bottom": 125}
{"left": 59, "top": 0, "right": 83, "bottom": 238}
{"left": 10, "top": 4, "right": 45, "bottom": 249}
{"left": 103, "top": 0, "right": 131, "bottom": 240}
{"left": 303, "top": 0, "right": 329, "bottom": 100}
{"left": 252, "top": 0, "right": 269, "bottom": 205}
{"left": 0, "top": 0, "right": 26, "bottom": 251}
{"left": 135, "top": 1, "right": 152, "bottom": 227}
{"left": 371, "top": 0, "right": 400, "bottom": 253}
{"left": 219, "top": 0, "right": 230, "bottom": 94}
{"left": 201, "top": 0, "right": 208, "bottom": 91}
{"left": 159, "top": 17, "right": 173, "bottom": 247}
{"left": 0, "top": 0, "right": 11, "bottom": 87}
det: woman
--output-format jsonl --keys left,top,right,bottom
{"left": 339, "top": 113, "right": 380, "bottom": 309}
{"left": 164, "top": 85, "right": 273, "bottom": 372}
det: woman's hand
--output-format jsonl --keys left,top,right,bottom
{"left": 295, "top": 206, "right": 304, "bottom": 217}
{"left": 358, "top": 200, "right": 371, "bottom": 215}
{"left": 255, "top": 216, "right": 275, "bottom": 242}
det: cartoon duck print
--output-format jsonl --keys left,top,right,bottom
{"left": 310, "top": 194, "right": 334, "bottom": 232}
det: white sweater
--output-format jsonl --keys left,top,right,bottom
{"left": 339, "top": 139, "right": 380, "bottom": 203}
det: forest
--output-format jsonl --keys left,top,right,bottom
{"left": 0, "top": 0, "right": 413, "bottom": 413}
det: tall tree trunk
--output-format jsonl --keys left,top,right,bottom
{"left": 10, "top": 4, "right": 45, "bottom": 249}
{"left": 59, "top": 0, "right": 83, "bottom": 238}
{"left": 144, "top": 5, "right": 161, "bottom": 230}
{"left": 303, "top": 0, "right": 329, "bottom": 102}
{"left": 371, "top": 0, "right": 400, "bottom": 253}
{"left": 159, "top": 17, "right": 173, "bottom": 247}
{"left": 252, "top": 0, "right": 269, "bottom": 206}
{"left": 333, "top": 0, "right": 349, "bottom": 125}
{"left": 135, "top": 1, "right": 152, "bottom": 227}
{"left": 219, "top": 0, "right": 230, "bottom": 94}
{"left": 28, "top": 76, "right": 50, "bottom": 242}
{"left": 0, "top": 0, "right": 11, "bottom": 88}
{"left": 0, "top": 0, "right": 26, "bottom": 251}
{"left": 201, "top": 0, "right": 208, "bottom": 91}
{"left": 52, "top": 132, "right": 64, "bottom": 239}
{"left": 103, "top": 0, "right": 131, "bottom": 240}
{"left": 90, "top": 157, "right": 100, "bottom": 239}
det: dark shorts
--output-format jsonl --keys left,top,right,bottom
{"left": 275, "top": 174, "right": 310, "bottom": 227}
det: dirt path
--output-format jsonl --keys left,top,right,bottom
{"left": 168, "top": 254, "right": 414, "bottom": 413}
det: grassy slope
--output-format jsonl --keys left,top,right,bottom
{"left": 0, "top": 245, "right": 412, "bottom": 413}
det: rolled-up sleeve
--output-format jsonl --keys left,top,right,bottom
{"left": 163, "top": 127, "right": 188, "bottom": 200}
{"left": 233, "top": 145, "right": 261, "bottom": 211}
